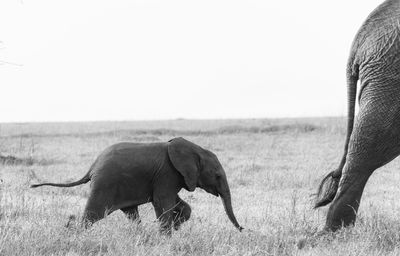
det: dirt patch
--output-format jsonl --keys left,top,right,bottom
{"left": 118, "top": 135, "right": 161, "bottom": 142}
{"left": 0, "top": 154, "right": 59, "bottom": 166}
{"left": 217, "top": 123, "right": 318, "bottom": 134}
{"left": 0, "top": 155, "right": 29, "bottom": 165}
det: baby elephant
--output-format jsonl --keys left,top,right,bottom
{"left": 31, "top": 137, "right": 243, "bottom": 233}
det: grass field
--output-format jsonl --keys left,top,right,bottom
{"left": 1, "top": 117, "right": 400, "bottom": 255}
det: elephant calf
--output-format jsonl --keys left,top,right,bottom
{"left": 31, "top": 137, "right": 243, "bottom": 233}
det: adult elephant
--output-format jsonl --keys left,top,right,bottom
{"left": 315, "top": 0, "right": 400, "bottom": 231}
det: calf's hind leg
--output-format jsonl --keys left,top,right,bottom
{"left": 121, "top": 205, "right": 140, "bottom": 223}
{"left": 82, "top": 189, "right": 116, "bottom": 228}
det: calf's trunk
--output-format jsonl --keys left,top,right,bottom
{"left": 218, "top": 180, "right": 243, "bottom": 231}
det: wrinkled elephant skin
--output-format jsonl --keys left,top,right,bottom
{"left": 315, "top": 0, "right": 400, "bottom": 231}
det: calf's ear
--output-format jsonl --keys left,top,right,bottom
{"left": 168, "top": 137, "right": 200, "bottom": 191}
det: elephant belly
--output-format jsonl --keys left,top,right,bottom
{"left": 88, "top": 142, "right": 168, "bottom": 210}
{"left": 115, "top": 180, "right": 153, "bottom": 207}
{"left": 90, "top": 168, "right": 154, "bottom": 210}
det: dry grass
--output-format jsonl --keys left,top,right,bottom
{"left": 1, "top": 117, "right": 400, "bottom": 255}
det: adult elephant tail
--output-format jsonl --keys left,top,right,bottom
{"left": 314, "top": 60, "right": 359, "bottom": 208}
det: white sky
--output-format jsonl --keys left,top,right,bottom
{"left": 0, "top": 0, "right": 382, "bottom": 122}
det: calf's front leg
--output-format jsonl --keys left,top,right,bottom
{"left": 173, "top": 196, "right": 191, "bottom": 230}
{"left": 152, "top": 196, "right": 177, "bottom": 235}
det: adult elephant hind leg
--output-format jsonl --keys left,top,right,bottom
{"left": 324, "top": 162, "right": 373, "bottom": 231}
{"left": 172, "top": 196, "right": 191, "bottom": 230}
{"left": 324, "top": 95, "right": 400, "bottom": 231}
{"left": 121, "top": 205, "right": 140, "bottom": 223}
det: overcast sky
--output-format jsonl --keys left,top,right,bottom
{"left": 0, "top": 0, "right": 383, "bottom": 122}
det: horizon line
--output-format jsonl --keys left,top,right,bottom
{"left": 0, "top": 115, "right": 346, "bottom": 125}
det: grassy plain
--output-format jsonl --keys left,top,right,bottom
{"left": 1, "top": 117, "right": 400, "bottom": 255}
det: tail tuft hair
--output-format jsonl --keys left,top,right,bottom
{"left": 314, "top": 171, "right": 340, "bottom": 209}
